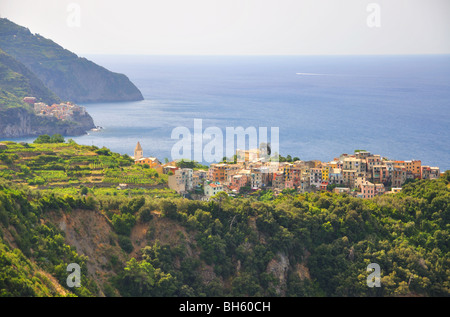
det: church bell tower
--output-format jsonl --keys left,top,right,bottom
{"left": 134, "top": 142, "right": 143, "bottom": 160}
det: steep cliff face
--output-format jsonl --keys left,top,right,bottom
{"left": 0, "top": 107, "right": 95, "bottom": 137}
{"left": 266, "top": 252, "right": 290, "bottom": 295}
{"left": 38, "top": 57, "right": 144, "bottom": 103}
{"left": 0, "top": 18, "right": 144, "bottom": 103}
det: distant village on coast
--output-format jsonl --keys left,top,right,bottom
{"left": 131, "top": 141, "right": 442, "bottom": 200}
{"left": 23, "top": 97, "right": 87, "bottom": 121}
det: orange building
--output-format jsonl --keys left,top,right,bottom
{"left": 392, "top": 165, "right": 407, "bottom": 187}
{"left": 404, "top": 160, "right": 422, "bottom": 179}
{"left": 209, "top": 164, "right": 228, "bottom": 182}
{"left": 135, "top": 157, "right": 161, "bottom": 168}
{"left": 395, "top": 160, "right": 421, "bottom": 179}
{"left": 133, "top": 141, "right": 161, "bottom": 168}
{"left": 208, "top": 163, "right": 240, "bottom": 183}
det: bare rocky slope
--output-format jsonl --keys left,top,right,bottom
{"left": 44, "top": 207, "right": 307, "bottom": 297}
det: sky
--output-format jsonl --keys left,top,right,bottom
{"left": 0, "top": 0, "right": 449, "bottom": 56}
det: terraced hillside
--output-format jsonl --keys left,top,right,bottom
{"left": 0, "top": 140, "right": 170, "bottom": 193}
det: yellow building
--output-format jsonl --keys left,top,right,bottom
{"left": 283, "top": 163, "right": 292, "bottom": 181}
{"left": 322, "top": 164, "right": 330, "bottom": 181}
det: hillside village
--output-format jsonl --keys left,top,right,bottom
{"left": 132, "top": 142, "right": 441, "bottom": 200}
{"left": 24, "top": 97, "right": 88, "bottom": 121}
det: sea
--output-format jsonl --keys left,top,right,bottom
{"left": 8, "top": 55, "right": 450, "bottom": 171}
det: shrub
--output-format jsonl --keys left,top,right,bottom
{"left": 33, "top": 134, "right": 65, "bottom": 144}
{"left": 112, "top": 213, "right": 136, "bottom": 236}
{"left": 118, "top": 235, "right": 133, "bottom": 253}
{"left": 137, "top": 208, "right": 153, "bottom": 223}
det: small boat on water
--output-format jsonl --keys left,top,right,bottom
{"left": 90, "top": 126, "right": 104, "bottom": 132}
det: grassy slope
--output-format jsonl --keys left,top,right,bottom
{"left": 0, "top": 18, "right": 144, "bottom": 103}
{"left": 0, "top": 48, "right": 60, "bottom": 109}
{"left": 0, "top": 140, "right": 170, "bottom": 191}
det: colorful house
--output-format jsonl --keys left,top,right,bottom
{"left": 310, "top": 167, "right": 322, "bottom": 188}
{"left": 204, "top": 182, "right": 224, "bottom": 199}
{"left": 321, "top": 164, "right": 330, "bottom": 182}
{"left": 359, "top": 180, "right": 384, "bottom": 199}
{"left": 135, "top": 157, "right": 161, "bottom": 168}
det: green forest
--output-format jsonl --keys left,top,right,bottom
{"left": 0, "top": 139, "right": 448, "bottom": 296}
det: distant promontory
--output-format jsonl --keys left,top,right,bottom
{"left": 0, "top": 18, "right": 144, "bottom": 138}
{"left": 0, "top": 18, "right": 144, "bottom": 103}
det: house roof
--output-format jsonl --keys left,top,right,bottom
{"left": 136, "top": 157, "right": 158, "bottom": 161}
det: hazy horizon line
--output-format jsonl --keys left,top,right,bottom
{"left": 80, "top": 52, "right": 450, "bottom": 57}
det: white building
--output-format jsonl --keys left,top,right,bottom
{"left": 310, "top": 167, "right": 322, "bottom": 188}
{"left": 204, "top": 183, "right": 224, "bottom": 199}
{"left": 168, "top": 168, "right": 193, "bottom": 194}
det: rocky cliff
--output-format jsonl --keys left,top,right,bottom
{"left": 0, "top": 107, "right": 95, "bottom": 138}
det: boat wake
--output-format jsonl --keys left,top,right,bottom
{"left": 296, "top": 72, "right": 327, "bottom": 76}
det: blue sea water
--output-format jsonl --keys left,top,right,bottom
{"left": 10, "top": 55, "right": 450, "bottom": 171}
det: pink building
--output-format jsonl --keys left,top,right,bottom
{"left": 285, "top": 179, "right": 295, "bottom": 189}
{"left": 373, "top": 165, "right": 388, "bottom": 184}
{"left": 229, "top": 174, "right": 249, "bottom": 192}
{"left": 359, "top": 181, "right": 385, "bottom": 199}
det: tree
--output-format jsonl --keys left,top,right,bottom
{"left": 50, "top": 134, "right": 65, "bottom": 143}
{"left": 137, "top": 208, "right": 153, "bottom": 223}
{"left": 119, "top": 258, "right": 156, "bottom": 296}
{"left": 231, "top": 272, "right": 262, "bottom": 296}
{"left": 95, "top": 147, "right": 111, "bottom": 156}
{"left": 33, "top": 134, "right": 65, "bottom": 144}
{"left": 80, "top": 186, "right": 88, "bottom": 196}
{"left": 33, "top": 134, "right": 51, "bottom": 144}
{"left": 112, "top": 213, "right": 136, "bottom": 236}
{"left": 118, "top": 235, "right": 133, "bottom": 253}
{"left": 160, "top": 200, "right": 178, "bottom": 219}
